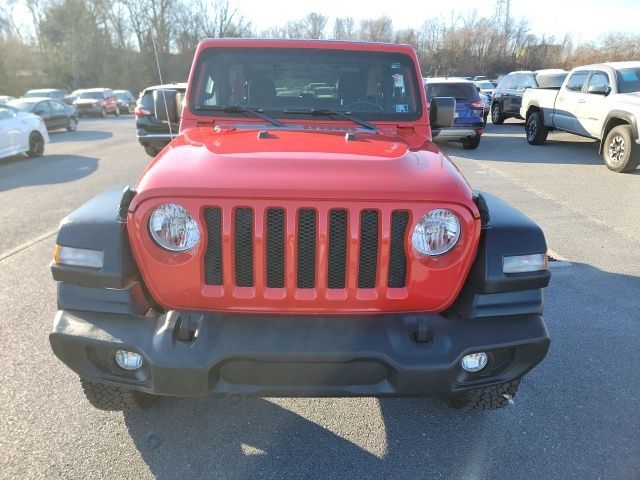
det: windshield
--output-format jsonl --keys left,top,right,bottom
{"left": 535, "top": 73, "right": 567, "bottom": 88}
{"left": 425, "top": 83, "right": 478, "bottom": 101}
{"left": 476, "top": 81, "right": 495, "bottom": 89}
{"left": 616, "top": 68, "right": 640, "bottom": 93}
{"left": 7, "top": 99, "right": 36, "bottom": 111}
{"left": 115, "top": 92, "right": 129, "bottom": 99}
{"left": 78, "top": 91, "right": 103, "bottom": 99}
{"left": 191, "top": 48, "right": 422, "bottom": 121}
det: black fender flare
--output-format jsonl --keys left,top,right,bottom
{"left": 600, "top": 111, "right": 639, "bottom": 153}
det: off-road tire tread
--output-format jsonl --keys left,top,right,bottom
{"left": 80, "top": 378, "right": 156, "bottom": 411}
{"left": 603, "top": 125, "right": 640, "bottom": 173}
{"left": 526, "top": 111, "right": 548, "bottom": 145}
{"left": 448, "top": 379, "right": 520, "bottom": 411}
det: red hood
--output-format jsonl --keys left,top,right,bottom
{"left": 131, "top": 127, "right": 477, "bottom": 213}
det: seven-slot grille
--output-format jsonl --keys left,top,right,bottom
{"left": 203, "top": 207, "right": 410, "bottom": 290}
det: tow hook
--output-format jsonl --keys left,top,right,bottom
{"left": 165, "top": 311, "right": 201, "bottom": 342}
{"left": 410, "top": 316, "right": 431, "bottom": 343}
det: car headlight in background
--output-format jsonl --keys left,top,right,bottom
{"left": 149, "top": 203, "right": 200, "bottom": 252}
{"left": 411, "top": 209, "right": 461, "bottom": 256}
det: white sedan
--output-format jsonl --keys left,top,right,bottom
{"left": 0, "top": 105, "right": 49, "bottom": 160}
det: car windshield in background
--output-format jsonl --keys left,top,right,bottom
{"left": 426, "top": 83, "right": 478, "bottom": 100}
{"left": 616, "top": 68, "right": 640, "bottom": 93}
{"left": 535, "top": 73, "right": 568, "bottom": 88}
{"left": 192, "top": 48, "right": 422, "bottom": 121}
{"left": 23, "top": 92, "right": 48, "bottom": 98}
{"left": 476, "top": 81, "right": 495, "bottom": 89}
{"left": 79, "top": 92, "right": 103, "bottom": 99}
{"left": 7, "top": 100, "right": 36, "bottom": 111}
{"left": 115, "top": 92, "right": 128, "bottom": 99}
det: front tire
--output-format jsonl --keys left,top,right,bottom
{"left": 448, "top": 380, "right": 520, "bottom": 411}
{"left": 27, "top": 132, "right": 44, "bottom": 157}
{"left": 144, "top": 145, "right": 160, "bottom": 157}
{"left": 66, "top": 116, "right": 78, "bottom": 132}
{"left": 603, "top": 125, "right": 640, "bottom": 173}
{"left": 462, "top": 134, "right": 481, "bottom": 150}
{"left": 491, "top": 103, "right": 505, "bottom": 125}
{"left": 525, "top": 111, "right": 548, "bottom": 145}
{"left": 80, "top": 378, "right": 157, "bottom": 411}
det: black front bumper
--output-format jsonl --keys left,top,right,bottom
{"left": 50, "top": 309, "right": 549, "bottom": 398}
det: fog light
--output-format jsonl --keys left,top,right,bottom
{"left": 461, "top": 352, "right": 488, "bottom": 372}
{"left": 114, "top": 350, "right": 143, "bottom": 371}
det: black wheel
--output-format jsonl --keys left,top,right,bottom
{"left": 66, "top": 116, "right": 78, "bottom": 132}
{"left": 448, "top": 380, "right": 520, "bottom": 411}
{"left": 100, "top": 107, "right": 107, "bottom": 118}
{"left": 603, "top": 124, "right": 640, "bottom": 173}
{"left": 483, "top": 112, "right": 488, "bottom": 126}
{"left": 80, "top": 378, "right": 157, "bottom": 411}
{"left": 525, "top": 111, "right": 548, "bottom": 145}
{"left": 144, "top": 145, "right": 160, "bottom": 157}
{"left": 27, "top": 132, "right": 44, "bottom": 157}
{"left": 462, "top": 134, "right": 481, "bottom": 150}
{"left": 491, "top": 103, "right": 505, "bottom": 125}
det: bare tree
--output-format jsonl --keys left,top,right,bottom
{"left": 333, "top": 17, "right": 355, "bottom": 40}
{"left": 359, "top": 16, "right": 394, "bottom": 43}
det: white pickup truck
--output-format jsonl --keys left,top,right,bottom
{"left": 520, "top": 61, "right": 640, "bottom": 172}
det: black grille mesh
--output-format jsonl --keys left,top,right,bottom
{"left": 205, "top": 206, "right": 408, "bottom": 291}
{"left": 266, "top": 208, "right": 285, "bottom": 288}
{"left": 327, "top": 210, "right": 348, "bottom": 289}
{"left": 358, "top": 210, "right": 379, "bottom": 288}
{"left": 203, "top": 207, "right": 223, "bottom": 285}
{"left": 234, "top": 207, "right": 254, "bottom": 287}
{"left": 296, "top": 209, "right": 317, "bottom": 288}
{"left": 388, "top": 211, "right": 409, "bottom": 288}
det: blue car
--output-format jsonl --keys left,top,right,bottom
{"left": 424, "top": 78, "right": 485, "bottom": 149}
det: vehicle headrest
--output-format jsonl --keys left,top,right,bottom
{"left": 248, "top": 77, "right": 276, "bottom": 106}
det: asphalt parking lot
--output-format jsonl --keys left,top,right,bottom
{"left": 1, "top": 117, "right": 638, "bottom": 479}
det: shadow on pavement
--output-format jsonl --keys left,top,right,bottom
{"left": 439, "top": 123, "right": 617, "bottom": 168}
{"left": 49, "top": 130, "right": 113, "bottom": 143}
{"left": 0, "top": 154, "right": 99, "bottom": 192}
{"left": 124, "top": 396, "right": 490, "bottom": 480}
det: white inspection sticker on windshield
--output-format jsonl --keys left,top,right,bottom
{"left": 394, "top": 74, "right": 405, "bottom": 88}
{"left": 395, "top": 104, "right": 409, "bottom": 113}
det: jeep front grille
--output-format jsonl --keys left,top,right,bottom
{"left": 203, "top": 206, "right": 410, "bottom": 292}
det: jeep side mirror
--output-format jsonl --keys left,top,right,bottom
{"left": 154, "top": 89, "right": 182, "bottom": 123}
{"left": 429, "top": 97, "right": 456, "bottom": 129}
{"left": 587, "top": 84, "right": 610, "bottom": 95}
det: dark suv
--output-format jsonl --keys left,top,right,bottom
{"left": 491, "top": 69, "right": 567, "bottom": 124}
{"left": 135, "top": 83, "right": 187, "bottom": 157}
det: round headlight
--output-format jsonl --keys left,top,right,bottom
{"left": 149, "top": 203, "right": 200, "bottom": 252}
{"left": 411, "top": 209, "right": 460, "bottom": 256}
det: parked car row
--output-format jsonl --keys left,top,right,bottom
{"left": 7, "top": 97, "right": 79, "bottom": 132}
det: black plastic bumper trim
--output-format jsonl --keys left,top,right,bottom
{"left": 50, "top": 309, "right": 549, "bottom": 398}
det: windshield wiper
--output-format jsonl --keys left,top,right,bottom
{"left": 195, "top": 105, "right": 284, "bottom": 128}
{"left": 282, "top": 108, "right": 378, "bottom": 132}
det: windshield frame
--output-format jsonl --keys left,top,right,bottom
{"left": 189, "top": 46, "right": 424, "bottom": 123}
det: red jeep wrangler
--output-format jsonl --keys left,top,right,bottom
{"left": 50, "top": 39, "right": 550, "bottom": 412}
